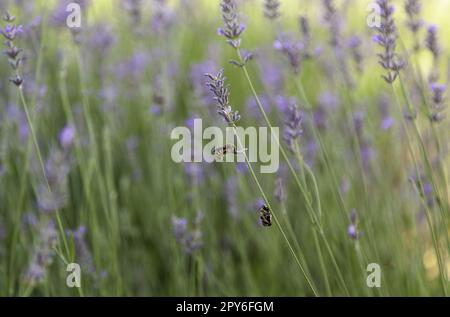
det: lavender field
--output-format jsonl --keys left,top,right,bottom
{"left": 0, "top": 0, "right": 449, "bottom": 297}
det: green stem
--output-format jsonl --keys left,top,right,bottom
{"left": 235, "top": 48, "right": 349, "bottom": 295}
{"left": 231, "top": 124, "right": 319, "bottom": 296}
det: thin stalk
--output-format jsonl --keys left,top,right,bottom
{"left": 391, "top": 83, "right": 448, "bottom": 295}
{"left": 235, "top": 49, "right": 349, "bottom": 295}
{"left": 231, "top": 124, "right": 319, "bottom": 296}
{"left": 293, "top": 142, "right": 331, "bottom": 295}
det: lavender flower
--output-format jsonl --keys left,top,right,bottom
{"left": 274, "top": 176, "right": 286, "bottom": 204}
{"left": 347, "top": 209, "right": 359, "bottom": 239}
{"left": 373, "top": 0, "right": 405, "bottom": 84}
{"left": 299, "top": 16, "right": 311, "bottom": 46}
{"left": 425, "top": 25, "right": 440, "bottom": 60}
{"left": 404, "top": 0, "right": 423, "bottom": 51}
{"left": 59, "top": 124, "right": 75, "bottom": 150}
{"left": 151, "top": 0, "right": 175, "bottom": 34}
{"left": 1, "top": 13, "right": 24, "bottom": 87}
{"left": 264, "top": 0, "right": 281, "bottom": 20}
{"left": 425, "top": 25, "right": 441, "bottom": 83}
{"left": 171, "top": 211, "right": 203, "bottom": 254}
{"left": 225, "top": 176, "right": 239, "bottom": 218}
{"left": 24, "top": 220, "right": 57, "bottom": 285}
{"left": 409, "top": 173, "right": 437, "bottom": 208}
{"left": 37, "top": 147, "right": 73, "bottom": 213}
{"left": 321, "top": 0, "right": 343, "bottom": 49}
{"left": 205, "top": 69, "right": 241, "bottom": 124}
{"left": 218, "top": 0, "right": 246, "bottom": 48}
{"left": 273, "top": 36, "right": 302, "bottom": 74}
{"left": 348, "top": 36, "right": 364, "bottom": 73}
{"left": 283, "top": 104, "right": 303, "bottom": 152}
{"left": 429, "top": 83, "right": 446, "bottom": 122}
{"left": 123, "top": 0, "right": 142, "bottom": 24}
{"left": 258, "top": 58, "right": 284, "bottom": 95}
{"left": 67, "top": 226, "right": 95, "bottom": 275}
{"left": 378, "top": 94, "right": 395, "bottom": 130}
{"left": 353, "top": 111, "right": 374, "bottom": 170}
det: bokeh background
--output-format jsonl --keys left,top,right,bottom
{"left": 0, "top": 0, "right": 449, "bottom": 296}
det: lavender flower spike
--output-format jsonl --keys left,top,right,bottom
{"left": 347, "top": 209, "right": 359, "bottom": 240}
{"left": 429, "top": 83, "right": 446, "bottom": 122}
{"left": 425, "top": 25, "right": 440, "bottom": 60}
{"left": 218, "top": 0, "right": 245, "bottom": 48}
{"left": 205, "top": 69, "right": 241, "bottom": 124}
{"left": 283, "top": 104, "right": 303, "bottom": 152}
{"left": 1, "top": 13, "right": 25, "bottom": 87}
{"left": 264, "top": 0, "right": 281, "bottom": 20}
{"left": 404, "top": 0, "right": 423, "bottom": 51}
{"left": 373, "top": 0, "right": 405, "bottom": 84}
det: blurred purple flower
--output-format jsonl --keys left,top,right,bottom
{"left": 171, "top": 211, "right": 203, "bottom": 254}
{"left": 264, "top": 0, "right": 281, "bottom": 20}
{"left": 59, "top": 124, "right": 75, "bottom": 150}
{"left": 429, "top": 82, "right": 446, "bottom": 122}
{"left": 283, "top": 104, "right": 303, "bottom": 152}
{"left": 24, "top": 220, "right": 57, "bottom": 285}
{"left": 225, "top": 176, "right": 239, "bottom": 218}
{"left": 347, "top": 209, "right": 359, "bottom": 240}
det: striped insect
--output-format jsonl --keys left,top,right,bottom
{"left": 212, "top": 144, "right": 246, "bottom": 161}
{"left": 259, "top": 204, "right": 272, "bottom": 227}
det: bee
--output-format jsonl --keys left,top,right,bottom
{"left": 259, "top": 204, "right": 272, "bottom": 227}
{"left": 212, "top": 144, "right": 246, "bottom": 161}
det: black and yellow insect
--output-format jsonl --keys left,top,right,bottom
{"left": 259, "top": 204, "right": 272, "bottom": 227}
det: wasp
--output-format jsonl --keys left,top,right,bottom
{"left": 259, "top": 204, "right": 272, "bottom": 227}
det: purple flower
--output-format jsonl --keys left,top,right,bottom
{"left": 225, "top": 176, "right": 239, "bottom": 218}
{"left": 373, "top": 0, "right": 405, "bottom": 83}
{"left": 171, "top": 211, "right": 203, "bottom": 254}
{"left": 321, "top": 0, "right": 343, "bottom": 48}
{"left": 274, "top": 176, "right": 286, "bottom": 204}
{"left": 347, "top": 209, "right": 359, "bottom": 240}
{"left": 218, "top": 0, "right": 245, "bottom": 48}
{"left": 235, "top": 162, "right": 248, "bottom": 174}
{"left": 2, "top": 15, "right": 25, "bottom": 87}
{"left": 205, "top": 69, "right": 241, "bottom": 124}
{"left": 353, "top": 111, "right": 374, "bottom": 170}
{"left": 426, "top": 25, "right": 440, "bottom": 60}
{"left": 0, "top": 24, "right": 23, "bottom": 41}
{"left": 258, "top": 59, "right": 284, "bottom": 94}
{"left": 378, "top": 94, "right": 395, "bottom": 130}
{"left": 59, "top": 125, "right": 75, "bottom": 150}
{"left": 37, "top": 147, "right": 73, "bottom": 213}
{"left": 264, "top": 0, "right": 281, "bottom": 20}
{"left": 348, "top": 35, "right": 364, "bottom": 73}
{"left": 274, "top": 36, "right": 303, "bottom": 74}
{"left": 404, "top": 0, "right": 423, "bottom": 51}
{"left": 151, "top": 0, "right": 175, "bottom": 34}
{"left": 115, "top": 51, "right": 150, "bottom": 80}
{"left": 87, "top": 24, "right": 115, "bottom": 54}
{"left": 24, "top": 220, "right": 57, "bottom": 285}
{"left": 283, "top": 104, "right": 303, "bottom": 152}
{"left": 67, "top": 226, "right": 96, "bottom": 275}
{"left": 429, "top": 82, "right": 446, "bottom": 122}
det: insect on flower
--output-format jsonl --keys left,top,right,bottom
{"left": 259, "top": 204, "right": 272, "bottom": 227}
